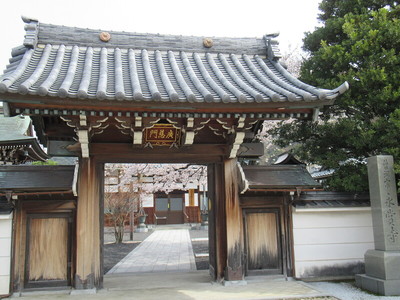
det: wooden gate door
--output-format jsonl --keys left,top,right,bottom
{"left": 168, "top": 196, "right": 183, "bottom": 224}
{"left": 155, "top": 195, "right": 169, "bottom": 224}
{"left": 243, "top": 209, "right": 283, "bottom": 275}
{"left": 24, "top": 213, "right": 73, "bottom": 288}
{"left": 155, "top": 194, "right": 184, "bottom": 224}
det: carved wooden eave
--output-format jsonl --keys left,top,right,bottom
{"left": 60, "top": 114, "right": 109, "bottom": 157}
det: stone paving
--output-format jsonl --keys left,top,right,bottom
{"left": 13, "top": 272, "right": 332, "bottom": 300}
{"left": 107, "top": 228, "right": 196, "bottom": 274}
{"left": 10, "top": 227, "right": 337, "bottom": 299}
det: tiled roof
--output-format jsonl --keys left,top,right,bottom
{"left": 0, "top": 115, "right": 49, "bottom": 163}
{"left": 273, "top": 153, "right": 304, "bottom": 165}
{"left": 0, "top": 165, "right": 74, "bottom": 192}
{"left": 0, "top": 17, "right": 348, "bottom": 105}
{"left": 311, "top": 169, "right": 335, "bottom": 179}
{"left": 293, "top": 191, "right": 371, "bottom": 208}
{"left": 239, "top": 165, "right": 321, "bottom": 192}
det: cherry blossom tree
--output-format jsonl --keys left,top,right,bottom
{"left": 104, "top": 163, "right": 207, "bottom": 242}
{"left": 104, "top": 191, "right": 135, "bottom": 243}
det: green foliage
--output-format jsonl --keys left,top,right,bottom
{"left": 270, "top": 1, "right": 400, "bottom": 192}
{"left": 32, "top": 159, "right": 58, "bottom": 165}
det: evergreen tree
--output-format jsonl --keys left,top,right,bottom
{"left": 269, "top": 1, "right": 400, "bottom": 192}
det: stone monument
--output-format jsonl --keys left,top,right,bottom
{"left": 356, "top": 155, "right": 400, "bottom": 296}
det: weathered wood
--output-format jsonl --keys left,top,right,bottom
{"left": 91, "top": 143, "right": 228, "bottom": 163}
{"left": 25, "top": 216, "right": 69, "bottom": 287}
{"left": 75, "top": 157, "right": 101, "bottom": 289}
{"left": 47, "top": 140, "right": 78, "bottom": 156}
{"left": 12, "top": 201, "right": 75, "bottom": 292}
{"left": 240, "top": 195, "right": 284, "bottom": 208}
{"left": 6, "top": 97, "right": 316, "bottom": 114}
{"left": 224, "top": 159, "right": 244, "bottom": 281}
{"left": 243, "top": 209, "right": 282, "bottom": 275}
{"left": 13, "top": 201, "right": 24, "bottom": 292}
{"left": 237, "top": 142, "right": 264, "bottom": 158}
{"left": 284, "top": 194, "right": 294, "bottom": 277}
{"left": 240, "top": 193, "right": 293, "bottom": 277}
{"left": 207, "top": 163, "right": 227, "bottom": 281}
{"left": 98, "top": 163, "right": 105, "bottom": 289}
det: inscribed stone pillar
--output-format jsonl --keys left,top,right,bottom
{"left": 355, "top": 155, "right": 400, "bottom": 296}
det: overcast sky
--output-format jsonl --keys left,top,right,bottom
{"left": 0, "top": 0, "right": 322, "bottom": 69}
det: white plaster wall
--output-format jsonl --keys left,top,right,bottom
{"left": 142, "top": 194, "right": 153, "bottom": 207}
{"left": 292, "top": 208, "right": 374, "bottom": 279}
{"left": 0, "top": 214, "right": 12, "bottom": 296}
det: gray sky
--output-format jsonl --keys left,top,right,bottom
{"left": 0, "top": 0, "right": 322, "bottom": 69}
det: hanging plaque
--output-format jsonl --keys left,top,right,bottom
{"left": 144, "top": 124, "right": 181, "bottom": 147}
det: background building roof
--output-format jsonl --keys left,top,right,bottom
{"left": 0, "top": 115, "right": 49, "bottom": 163}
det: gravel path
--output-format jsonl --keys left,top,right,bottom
{"left": 308, "top": 281, "right": 400, "bottom": 300}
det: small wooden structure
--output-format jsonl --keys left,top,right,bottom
{"left": 238, "top": 164, "right": 322, "bottom": 277}
{"left": 0, "top": 165, "right": 76, "bottom": 292}
{"left": 0, "top": 17, "right": 348, "bottom": 291}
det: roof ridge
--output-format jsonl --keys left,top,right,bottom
{"left": 20, "top": 17, "right": 277, "bottom": 56}
{"left": 22, "top": 16, "right": 39, "bottom": 48}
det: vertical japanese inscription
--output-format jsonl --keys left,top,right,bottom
{"left": 382, "top": 158, "right": 399, "bottom": 244}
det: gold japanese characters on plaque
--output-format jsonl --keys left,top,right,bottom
{"left": 144, "top": 124, "right": 181, "bottom": 147}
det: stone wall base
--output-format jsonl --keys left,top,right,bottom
{"left": 355, "top": 274, "right": 400, "bottom": 296}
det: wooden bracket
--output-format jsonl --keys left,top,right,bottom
{"left": 60, "top": 112, "right": 106, "bottom": 157}
{"left": 229, "top": 131, "right": 245, "bottom": 158}
{"left": 77, "top": 130, "right": 89, "bottom": 157}
{"left": 183, "top": 117, "right": 208, "bottom": 145}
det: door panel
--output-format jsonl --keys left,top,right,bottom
{"left": 25, "top": 214, "right": 72, "bottom": 288}
{"left": 154, "top": 194, "right": 183, "bottom": 224}
{"left": 168, "top": 197, "right": 183, "bottom": 224}
{"left": 169, "top": 197, "right": 183, "bottom": 211}
{"left": 244, "top": 209, "right": 282, "bottom": 275}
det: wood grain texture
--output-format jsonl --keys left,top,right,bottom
{"left": 246, "top": 213, "right": 278, "bottom": 270}
{"left": 75, "top": 158, "right": 101, "bottom": 289}
{"left": 224, "top": 159, "right": 244, "bottom": 280}
{"left": 28, "top": 218, "right": 68, "bottom": 280}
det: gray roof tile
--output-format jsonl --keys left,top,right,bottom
{"left": 0, "top": 17, "right": 349, "bottom": 104}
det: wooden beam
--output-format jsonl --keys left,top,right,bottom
{"left": 237, "top": 142, "right": 264, "bottom": 158}
{"left": 3, "top": 95, "right": 327, "bottom": 113}
{"left": 47, "top": 140, "right": 77, "bottom": 156}
{"left": 90, "top": 143, "right": 228, "bottom": 163}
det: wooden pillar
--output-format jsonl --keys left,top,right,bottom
{"left": 224, "top": 158, "right": 244, "bottom": 281}
{"left": 75, "top": 157, "right": 102, "bottom": 289}
{"left": 188, "top": 189, "right": 195, "bottom": 206}
{"left": 207, "top": 163, "right": 227, "bottom": 281}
